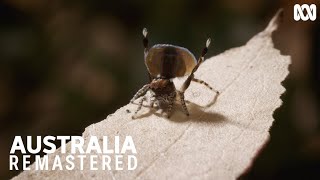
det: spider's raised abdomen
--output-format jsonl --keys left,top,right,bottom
{"left": 145, "top": 45, "right": 197, "bottom": 79}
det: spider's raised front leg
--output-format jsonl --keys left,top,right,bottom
{"left": 178, "top": 38, "right": 218, "bottom": 116}
{"left": 181, "top": 38, "right": 211, "bottom": 93}
{"left": 180, "top": 38, "right": 218, "bottom": 94}
{"left": 142, "top": 28, "right": 153, "bottom": 82}
{"left": 142, "top": 28, "right": 149, "bottom": 55}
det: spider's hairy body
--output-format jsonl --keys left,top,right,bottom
{"left": 131, "top": 79, "right": 180, "bottom": 118}
{"left": 150, "top": 80, "right": 176, "bottom": 106}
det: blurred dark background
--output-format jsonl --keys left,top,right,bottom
{"left": 0, "top": 0, "right": 319, "bottom": 179}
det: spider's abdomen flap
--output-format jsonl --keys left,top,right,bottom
{"left": 145, "top": 44, "right": 197, "bottom": 78}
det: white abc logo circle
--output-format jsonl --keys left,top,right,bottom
{"left": 294, "top": 4, "right": 317, "bottom": 21}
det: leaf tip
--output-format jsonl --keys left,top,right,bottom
{"left": 264, "top": 9, "right": 284, "bottom": 34}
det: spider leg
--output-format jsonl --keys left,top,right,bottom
{"left": 131, "top": 84, "right": 149, "bottom": 103}
{"left": 181, "top": 38, "right": 211, "bottom": 92}
{"left": 132, "top": 96, "right": 146, "bottom": 119}
{"left": 142, "top": 28, "right": 149, "bottom": 55}
{"left": 178, "top": 38, "right": 211, "bottom": 116}
{"left": 135, "top": 96, "right": 146, "bottom": 114}
{"left": 150, "top": 93, "right": 156, "bottom": 108}
{"left": 163, "top": 93, "right": 176, "bottom": 118}
{"left": 192, "top": 78, "right": 219, "bottom": 94}
{"left": 142, "top": 28, "right": 152, "bottom": 82}
{"left": 177, "top": 91, "right": 189, "bottom": 116}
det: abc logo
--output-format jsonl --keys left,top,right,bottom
{"left": 294, "top": 4, "right": 317, "bottom": 21}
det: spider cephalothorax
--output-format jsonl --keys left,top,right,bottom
{"left": 131, "top": 28, "right": 219, "bottom": 118}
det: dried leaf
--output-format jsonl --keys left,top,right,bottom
{"left": 13, "top": 10, "right": 290, "bottom": 180}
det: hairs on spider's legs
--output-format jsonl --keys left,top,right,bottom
{"left": 132, "top": 96, "right": 146, "bottom": 119}
{"left": 177, "top": 91, "right": 189, "bottom": 116}
{"left": 192, "top": 78, "right": 219, "bottom": 94}
{"left": 131, "top": 84, "right": 149, "bottom": 103}
{"left": 163, "top": 93, "right": 176, "bottom": 118}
